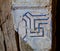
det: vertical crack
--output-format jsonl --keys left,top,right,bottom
{"left": 0, "top": 24, "right": 7, "bottom": 51}
{"left": 4, "top": 40, "right": 7, "bottom": 51}
{"left": 15, "top": 31, "right": 20, "bottom": 51}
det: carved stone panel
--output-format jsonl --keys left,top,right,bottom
{"left": 12, "top": 0, "right": 52, "bottom": 51}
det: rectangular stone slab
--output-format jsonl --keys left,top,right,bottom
{"left": 12, "top": 7, "right": 52, "bottom": 51}
{"left": 12, "top": 0, "right": 52, "bottom": 51}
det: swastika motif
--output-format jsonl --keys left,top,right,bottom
{"left": 12, "top": 0, "right": 52, "bottom": 50}
{"left": 12, "top": 7, "right": 52, "bottom": 51}
{"left": 22, "top": 12, "right": 49, "bottom": 39}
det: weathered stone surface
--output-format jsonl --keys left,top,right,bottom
{"left": 0, "top": 0, "right": 18, "bottom": 51}
{"left": 12, "top": 0, "right": 52, "bottom": 7}
{"left": 0, "top": 0, "right": 57, "bottom": 51}
{"left": 0, "top": 28, "right": 5, "bottom": 51}
{"left": 2, "top": 14, "right": 18, "bottom": 51}
{"left": 19, "top": 37, "right": 33, "bottom": 51}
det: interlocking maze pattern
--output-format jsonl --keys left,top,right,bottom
{"left": 22, "top": 12, "right": 49, "bottom": 40}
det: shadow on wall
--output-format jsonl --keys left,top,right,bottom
{"left": 51, "top": 0, "right": 57, "bottom": 51}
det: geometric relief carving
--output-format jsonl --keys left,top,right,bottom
{"left": 22, "top": 12, "right": 49, "bottom": 39}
